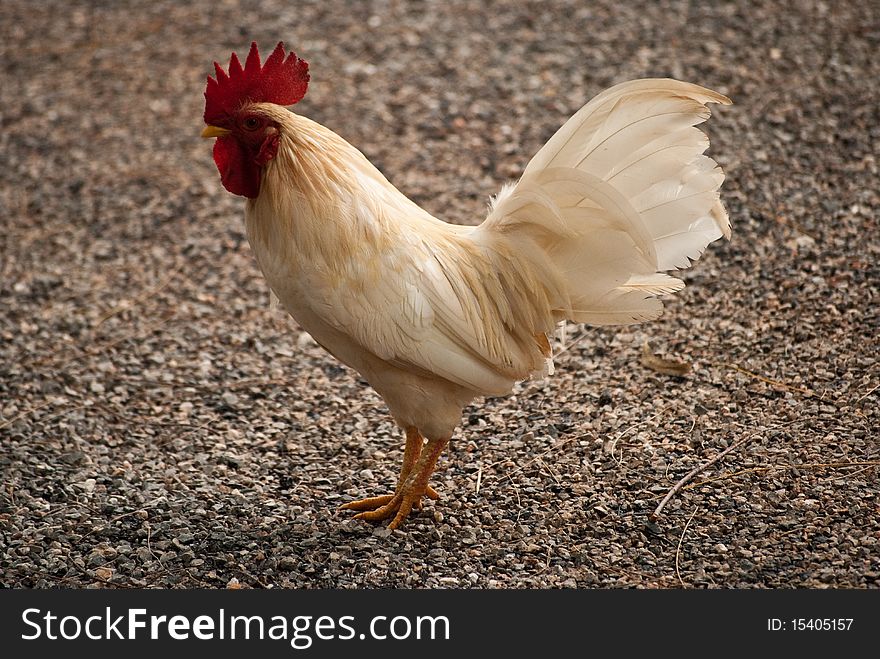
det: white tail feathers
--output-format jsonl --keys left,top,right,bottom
{"left": 484, "top": 78, "right": 731, "bottom": 326}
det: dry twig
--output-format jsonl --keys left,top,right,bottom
{"left": 0, "top": 400, "right": 54, "bottom": 432}
{"left": 720, "top": 362, "right": 816, "bottom": 398}
{"left": 651, "top": 435, "right": 753, "bottom": 521}
{"left": 855, "top": 384, "right": 878, "bottom": 403}
{"left": 675, "top": 506, "right": 700, "bottom": 588}
{"left": 682, "top": 460, "right": 880, "bottom": 491}
{"left": 641, "top": 340, "right": 691, "bottom": 376}
{"left": 608, "top": 405, "right": 672, "bottom": 465}
{"left": 484, "top": 435, "right": 578, "bottom": 483}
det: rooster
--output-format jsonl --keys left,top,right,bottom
{"left": 201, "top": 42, "right": 731, "bottom": 529}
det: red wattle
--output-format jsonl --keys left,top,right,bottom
{"left": 212, "top": 135, "right": 262, "bottom": 198}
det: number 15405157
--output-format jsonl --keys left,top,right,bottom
{"left": 768, "top": 618, "right": 854, "bottom": 631}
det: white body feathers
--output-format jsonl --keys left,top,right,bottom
{"left": 244, "top": 79, "right": 731, "bottom": 440}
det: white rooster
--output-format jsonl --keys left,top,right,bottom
{"left": 201, "top": 43, "right": 731, "bottom": 528}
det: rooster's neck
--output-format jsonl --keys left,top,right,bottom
{"left": 247, "top": 109, "right": 453, "bottom": 268}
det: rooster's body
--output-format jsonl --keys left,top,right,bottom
{"left": 202, "top": 43, "right": 731, "bottom": 528}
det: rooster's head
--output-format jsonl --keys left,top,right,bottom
{"left": 202, "top": 42, "right": 309, "bottom": 198}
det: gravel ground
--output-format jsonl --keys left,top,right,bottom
{"left": 1, "top": 0, "right": 877, "bottom": 589}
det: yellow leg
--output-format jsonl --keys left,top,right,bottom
{"left": 340, "top": 427, "right": 436, "bottom": 511}
{"left": 340, "top": 428, "right": 446, "bottom": 528}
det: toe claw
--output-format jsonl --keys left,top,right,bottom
{"left": 352, "top": 494, "right": 403, "bottom": 522}
{"left": 387, "top": 498, "right": 416, "bottom": 530}
{"left": 340, "top": 494, "right": 395, "bottom": 512}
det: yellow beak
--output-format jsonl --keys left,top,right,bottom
{"left": 201, "top": 125, "right": 231, "bottom": 139}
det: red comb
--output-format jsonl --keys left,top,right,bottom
{"left": 204, "top": 42, "right": 309, "bottom": 124}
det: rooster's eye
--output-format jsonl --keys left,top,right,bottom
{"left": 242, "top": 116, "right": 261, "bottom": 131}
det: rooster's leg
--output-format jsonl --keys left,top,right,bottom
{"left": 399, "top": 428, "right": 440, "bottom": 509}
{"left": 341, "top": 428, "right": 439, "bottom": 512}
{"left": 341, "top": 431, "right": 447, "bottom": 529}
{"left": 341, "top": 427, "right": 431, "bottom": 511}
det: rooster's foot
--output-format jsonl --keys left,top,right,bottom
{"left": 340, "top": 432, "right": 449, "bottom": 529}
{"left": 340, "top": 485, "right": 439, "bottom": 528}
